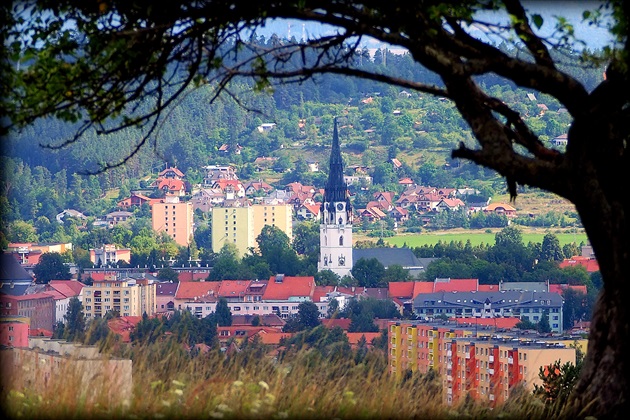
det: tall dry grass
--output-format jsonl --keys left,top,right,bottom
{"left": 1, "top": 337, "right": 564, "bottom": 419}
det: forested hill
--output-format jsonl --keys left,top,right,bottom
{"left": 1, "top": 34, "right": 605, "bottom": 225}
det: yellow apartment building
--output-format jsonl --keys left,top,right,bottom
{"left": 212, "top": 204, "right": 293, "bottom": 257}
{"left": 388, "top": 320, "right": 584, "bottom": 407}
{"left": 82, "top": 279, "right": 156, "bottom": 318}
{"left": 151, "top": 197, "right": 194, "bottom": 246}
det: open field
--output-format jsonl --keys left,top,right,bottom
{"left": 380, "top": 229, "right": 588, "bottom": 248}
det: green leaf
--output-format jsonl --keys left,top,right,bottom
{"left": 531, "top": 14, "right": 544, "bottom": 30}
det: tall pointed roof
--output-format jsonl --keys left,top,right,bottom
{"left": 324, "top": 118, "right": 348, "bottom": 203}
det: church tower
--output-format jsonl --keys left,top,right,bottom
{"left": 318, "top": 118, "right": 353, "bottom": 277}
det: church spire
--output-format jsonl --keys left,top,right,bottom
{"left": 324, "top": 118, "right": 347, "bottom": 203}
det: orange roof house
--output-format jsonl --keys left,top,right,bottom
{"left": 346, "top": 332, "right": 381, "bottom": 348}
{"left": 484, "top": 203, "right": 517, "bottom": 217}
{"left": 559, "top": 256, "right": 600, "bottom": 272}
{"left": 158, "top": 167, "right": 185, "bottom": 179}
{"left": 175, "top": 281, "right": 221, "bottom": 301}
{"left": 217, "top": 280, "right": 252, "bottom": 301}
{"left": 262, "top": 275, "right": 315, "bottom": 301}
{"left": 154, "top": 179, "right": 186, "bottom": 196}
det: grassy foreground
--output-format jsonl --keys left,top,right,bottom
{"left": 1, "top": 339, "right": 565, "bottom": 420}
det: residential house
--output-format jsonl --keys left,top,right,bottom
{"left": 202, "top": 165, "right": 238, "bottom": 186}
{"left": 190, "top": 188, "right": 225, "bottom": 213}
{"left": 243, "top": 180, "right": 274, "bottom": 196}
{"left": 218, "top": 143, "right": 243, "bottom": 154}
{"left": 253, "top": 156, "right": 277, "bottom": 171}
{"left": 257, "top": 123, "right": 277, "bottom": 133}
{"left": 211, "top": 179, "right": 245, "bottom": 199}
{"left": 484, "top": 203, "right": 517, "bottom": 218}
{"left": 153, "top": 178, "right": 186, "bottom": 197}
{"left": 55, "top": 209, "right": 88, "bottom": 224}
{"left": 559, "top": 256, "right": 600, "bottom": 273}
{"left": 358, "top": 206, "right": 386, "bottom": 221}
{"left": 296, "top": 202, "right": 321, "bottom": 221}
{"left": 117, "top": 192, "right": 161, "bottom": 209}
{"left": 261, "top": 275, "right": 316, "bottom": 318}
{"left": 391, "top": 158, "right": 402, "bottom": 169}
{"left": 158, "top": 167, "right": 185, "bottom": 180}
{"left": 106, "top": 211, "right": 133, "bottom": 228}
{"left": 155, "top": 282, "right": 178, "bottom": 313}
{"left": 90, "top": 244, "right": 131, "bottom": 266}
{"left": 551, "top": 133, "right": 568, "bottom": 147}
{"left": 389, "top": 206, "right": 409, "bottom": 223}
{"left": 434, "top": 198, "right": 466, "bottom": 212}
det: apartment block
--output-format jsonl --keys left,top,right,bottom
{"left": 82, "top": 279, "right": 156, "bottom": 318}
{"left": 151, "top": 197, "right": 194, "bottom": 246}
{"left": 388, "top": 320, "right": 583, "bottom": 407}
{"left": 211, "top": 204, "right": 293, "bottom": 257}
{"left": 90, "top": 244, "right": 131, "bottom": 266}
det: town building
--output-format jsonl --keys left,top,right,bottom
{"left": 211, "top": 203, "right": 293, "bottom": 257}
{"left": 412, "top": 290, "right": 564, "bottom": 333}
{"left": 387, "top": 320, "right": 584, "bottom": 406}
{"left": 151, "top": 196, "right": 194, "bottom": 246}
{"left": 318, "top": 118, "right": 353, "bottom": 277}
{"left": 82, "top": 278, "right": 156, "bottom": 318}
{"left": 90, "top": 244, "right": 131, "bottom": 266}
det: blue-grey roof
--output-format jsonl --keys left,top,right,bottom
{"left": 353, "top": 248, "right": 424, "bottom": 269}
{"left": 413, "top": 290, "right": 563, "bottom": 308}
{"left": 1, "top": 253, "right": 34, "bottom": 284}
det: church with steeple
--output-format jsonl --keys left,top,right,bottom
{"left": 318, "top": 118, "right": 353, "bottom": 277}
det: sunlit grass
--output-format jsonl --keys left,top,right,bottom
{"left": 1, "top": 338, "right": 564, "bottom": 419}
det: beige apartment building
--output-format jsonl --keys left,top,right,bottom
{"left": 82, "top": 279, "right": 156, "bottom": 318}
{"left": 151, "top": 197, "right": 194, "bottom": 246}
{"left": 211, "top": 204, "right": 293, "bottom": 257}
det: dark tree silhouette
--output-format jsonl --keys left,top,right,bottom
{"left": 4, "top": 1, "right": 630, "bottom": 417}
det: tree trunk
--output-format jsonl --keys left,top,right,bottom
{"left": 565, "top": 198, "right": 630, "bottom": 419}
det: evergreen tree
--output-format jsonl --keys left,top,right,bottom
{"left": 64, "top": 297, "right": 86, "bottom": 342}
{"left": 215, "top": 297, "right": 232, "bottom": 326}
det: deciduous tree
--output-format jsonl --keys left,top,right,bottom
{"left": 5, "top": 1, "right": 630, "bottom": 416}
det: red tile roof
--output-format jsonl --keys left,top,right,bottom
{"left": 250, "top": 331, "right": 293, "bottom": 345}
{"left": 107, "top": 316, "right": 143, "bottom": 343}
{"left": 388, "top": 282, "right": 415, "bottom": 299}
{"left": 217, "top": 280, "right": 252, "bottom": 298}
{"left": 549, "top": 284, "right": 588, "bottom": 295}
{"left": 433, "top": 278, "right": 479, "bottom": 292}
{"left": 478, "top": 284, "right": 500, "bottom": 292}
{"left": 559, "top": 256, "right": 600, "bottom": 272}
{"left": 322, "top": 318, "right": 352, "bottom": 330}
{"left": 313, "top": 286, "right": 335, "bottom": 303}
{"left": 412, "top": 282, "right": 434, "bottom": 297}
{"left": 156, "top": 178, "right": 185, "bottom": 191}
{"left": 30, "top": 328, "right": 53, "bottom": 337}
{"left": 346, "top": 332, "right": 380, "bottom": 346}
{"left": 262, "top": 276, "right": 315, "bottom": 300}
{"left": 49, "top": 280, "right": 84, "bottom": 297}
{"left": 175, "top": 281, "right": 221, "bottom": 300}
{"left": 453, "top": 317, "right": 520, "bottom": 329}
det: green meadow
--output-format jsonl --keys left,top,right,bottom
{"left": 384, "top": 230, "right": 589, "bottom": 248}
